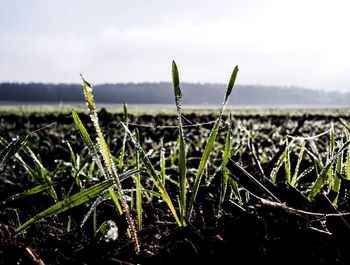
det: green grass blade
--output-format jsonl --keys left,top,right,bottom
{"left": 12, "top": 150, "right": 40, "bottom": 182}
{"left": 80, "top": 190, "right": 108, "bottom": 228}
{"left": 346, "top": 147, "right": 350, "bottom": 180}
{"left": 187, "top": 111, "right": 221, "bottom": 218}
{"left": 72, "top": 110, "right": 107, "bottom": 178}
{"left": 228, "top": 174, "right": 242, "bottom": 204}
{"left": 123, "top": 102, "right": 128, "bottom": 123}
{"left": 187, "top": 66, "right": 239, "bottom": 219}
{"left": 219, "top": 124, "right": 232, "bottom": 207}
{"left": 172, "top": 60, "right": 182, "bottom": 98}
{"left": 108, "top": 187, "right": 123, "bottom": 215}
{"left": 0, "top": 135, "right": 28, "bottom": 170}
{"left": 339, "top": 120, "right": 350, "bottom": 180}
{"left": 329, "top": 123, "right": 335, "bottom": 158}
{"left": 121, "top": 122, "right": 181, "bottom": 226}
{"left": 178, "top": 107, "right": 187, "bottom": 225}
{"left": 225, "top": 66, "right": 239, "bottom": 102}
{"left": 284, "top": 144, "right": 291, "bottom": 183}
{"left": 3, "top": 182, "right": 56, "bottom": 204}
{"left": 291, "top": 141, "right": 305, "bottom": 186}
{"left": 133, "top": 173, "right": 142, "bottom": 231}
{"left": 14, "top": 145, "right": 58, "bottom": 202}
{"left": 340, "top": 118, "right": 350, "bottom": 132}
{"left": 118, "top": 103, "right": 128, "bottom": 170}
{"left": 134, "top": 129, "right": 142, "bottom": 230}
{"left": 308, "top": 138, "right": 350, "bottom": 200}
{"left": 121, "top": 123, "right": 160, "bottom": 182}
{"left": 80, "top": 74, "right": 96, "bottom": 113}
{"left": 160, "top": 139, "right": 166, "bottom": 186}
{"left": 80, "top": 76, "right": 139, "bottom": 253}
{"left": 309, "top": 140, "right": 324, "bottom": 167}
{"left": 99, "top": 169, "right": 138, "bottom": 216}
{"left": 332, "top": 152, "right": 343, "bottom": 205}
{"left": 66, "top": 140, "right": 77, "bottom": 169}
{"left": 270, "top": 150, "right": 286, "bottom": 183}
{"left": 172, "top": 61, "right": 187, "bottom": 226}
{"left": 23, "top": 147, "right": 58, "bottom": 202}
{"left": 16, "top": 179, "right": 114, "bottom": 233}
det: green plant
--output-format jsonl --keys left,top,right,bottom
{"left": 187, "top": 65, "right": 239, "bottom": 218}
{"left": 80, "top": 76, "right": 140, "bottom": 253}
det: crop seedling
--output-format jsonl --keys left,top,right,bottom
{"left": 4, "top": 61, "right": 350, "bottom": 264}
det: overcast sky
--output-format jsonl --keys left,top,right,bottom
{"left": 1, "top": 0, "right": 350, "bottom": 91}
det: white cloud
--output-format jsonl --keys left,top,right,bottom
{"left": 1, "top": 0, "right": 350, "bottom": 90}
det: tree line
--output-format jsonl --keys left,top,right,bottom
{"left": 0, "top": 82, "right": 348, "bottom": 106}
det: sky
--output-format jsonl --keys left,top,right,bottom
{"left": 1, "top": 0, "right": 350, "bottom": 91}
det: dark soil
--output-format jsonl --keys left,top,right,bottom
{"left": 1, "top": 111, "right": 350, "bottom": 265}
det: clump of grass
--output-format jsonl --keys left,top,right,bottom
{"left": 187, "top": 65, "right": 238, "bottom": 218}
{"left": 121, "top": 122, "right": 182, "bottom": 226}
{"left": 5, "top": 61, "right": 242, "bottom": 254}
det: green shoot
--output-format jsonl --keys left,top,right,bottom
{"left": 219, "top": 120, "right": 232, "bottom": 212}
{"left": 80, "top": 75, "right": 140, "bottom": 253}
{"left": 121, "top": 122, "right": 181, "bottom": 226}
{"left": 284, "top": 142, "right": 291, "bottom": 183}
{"left": 118, "top": 103, "right": 128, "bottom": 170}
{"left": 134, "top": 129, "right": 142, "bottom": 230}
{"left": 172, "top": 60, "right": 187, "bottom": 226}
{"left": 187, "top": 66, "right": 239, "bottom": 219}
{"left": 160, "top": 139, "right": 166, "bottom": 186}
{"left": 308, "top": 138, "right": 350, "bottom": 200}
{"left": 0, "top": 135, "right": 28, "bottom": 170}
{"left": 2, "top": 182, "right": 56, "bottom": 204}
{"left": 16, "top": 179, "right": 115, "bottom": 233}
{"left": 72, "top": 110, "right": 107, "bottom": 179}
{"left": 290, "top": 141, "right": 305, "bottom": 187}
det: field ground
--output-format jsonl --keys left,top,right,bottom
{"left": 2, "top": 102, "right": 350, "bottom": 116}
{"left": 1, "top": 108, "right": 350, "bottom": 264}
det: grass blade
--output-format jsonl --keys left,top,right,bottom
{"left": 270, "top": 147, "right": 287, "bottom": 183}
{"left": 284, "top": 143, "right": 291, "bottom": 183}
{"left": 308, "top": 138, "right": 350, "bottom": 200}
{"left": 219, "top": 122, "right": 232, "bottom": 208}
{"left": 187, "top": 66, "right": 239, "bottom": 218}
{"left": 291, "top": 141, "right": 305, "bottom": 186}
{"left": 80, "top": 76, "right": 140, "bottom": 253}
{"left": 72, "top": 110, "right": 107, "bottom": 179}
{"left": 332, "top": 149, "right": 343, "bottom": 205}
{"left": 346, "top": 149, "right": 350, "bottom": 180}
{"left": 339, "top": 119, "right": 350, "bottom": 180}
{"left": 121, "top": 122, "right": 181, "bottom": 226}
{"left": 80, "top": 190, "right": 109, "bottom": 228}
{"left": 160, "top": 139, "right": 166, "bottom": 186}
{"left": 329, "top": 123, "right": 335, "bottom": 158}
{"left": 1, "top": 138, "right": 59, "bottom": 203}
{"left": 2, "top": 182, "right": 56, "bottom": 204}
{"left": 0, "top": 135, "right": 28, "bottom": 170}
{"left": 16, "top": 179, "right": 114, "bottom": 233}
{"left": 134, "top": 129, "right": 142, "bottom": 230}
{"left": 172, "top": 61, "right": 187, "bottom": 226}
{"left": 118, "top": 103, "right": 128, "bottom": 170}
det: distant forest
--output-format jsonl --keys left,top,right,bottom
{"left": 1, "top": 82, "right": 349, "bottom": 106}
